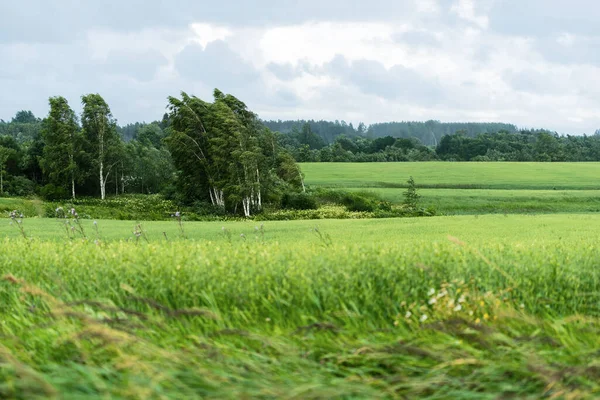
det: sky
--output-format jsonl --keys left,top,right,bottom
{"left": 1, "top": 0, "right": 599, "bottom": 134}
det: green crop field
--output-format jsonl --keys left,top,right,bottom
{"left": 300, "top": 162, "right": 600, "bottom": 189}
{"left": 1, "top": 215, "right": 599, "bottom": 398}
{"left": 301, "top": 162, "right": 600, "bottom": 214}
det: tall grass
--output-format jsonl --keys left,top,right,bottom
{"left": 0, "top": 225, "right": 599, "bottom": 398}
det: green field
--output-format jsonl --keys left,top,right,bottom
{"left": 0, "top": 213, "right": 598, "bottom": 244}
{"left": 2, "top": 163, "right": 600, "bottom": 398}
{"left": 301, "top": 162, "right": 600, "bottom": 189}
{"left": 1, "top": 215, "right": 600, "bottom": 398}
{"left": 301, "top": 162, "right": 600, "bottom": 214}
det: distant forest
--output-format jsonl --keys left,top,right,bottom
{"left": 2, "top": 105, "right": 600, "bottom": 200}
{"left": 262, "top": 119, "right": 600, "bottom": 163}
{"left": 263, "top": 119, "right": 519, "bottom": 146}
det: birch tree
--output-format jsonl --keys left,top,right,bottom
{"left": 81, "top": 94, "right": 121, "bottom": 200}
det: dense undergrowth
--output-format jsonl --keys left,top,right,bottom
{"left": 1, "top": 189, "right": 434, "bottom": 222}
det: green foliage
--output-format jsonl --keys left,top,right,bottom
{"left": 46, "top": 195, "right": 181, "bottom": 220}
{"left": 81, "top": 93, "right": 123, "bottom": 199}
{"left": 281, "top": 192, "right": 318, "bottom": 210}
{"left": 341, "top": 192, "right": 376, "bottom": 212}
{"left": 40, "top": 183, "right": 70, "bottom": 200}
{"left": 403, "top": 176, "right": 420, "bottom": 209}
{"left": 40, "top": 96, "right": 85, "bottom": 199}
{"left": 165, "top": 90, "right": 302, "bottom": 216}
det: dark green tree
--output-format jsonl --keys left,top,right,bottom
{"left": 40, "top": 96, "right": 85, "bottom": 199}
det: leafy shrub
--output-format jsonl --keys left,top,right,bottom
{"left": 403, "top": 176, "right": 420, "bottom": 209}
{"left": 281, "top": 192, "right": 318, "bottom": 210}
{"left": 193, "top": 201, "right": 227, "bottom": 216}
{"left": 341, "top": 193, "right": 376, "bottom": 212}
{"left": 40, "top": 184, "right": 69, "bottom": 200}
{"left": 5, "top": 176, "right": 36, "bottom": 197}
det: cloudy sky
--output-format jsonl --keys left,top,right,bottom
{"left": 1, "top": 0, "right": 599, "bottom": 134}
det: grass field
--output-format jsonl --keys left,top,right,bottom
{"left": 301, "top": 162, "right": 600, "bottom": 214}
{"left": 2, "top": 163, "right": 600, "bottom": 398}
{"left": 2, "top": 213, "right": 599, "bottom": 244}
{"left": 1, "top": 215, "right": 600, "bottom": 398}
{"left": 301, "top": 162, "right": 600, "bottom": 189}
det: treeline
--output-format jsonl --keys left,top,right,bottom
{"left": 276, "top": 122, "right": 600, "bottom": 163}
{"left": 0, "top": 91, "right": 303, "bottom": 217}
{"left": 263, "top": 119, "right": 518, "bottom": 146}
{"left": 3, "top": 101, "right": 600, "bottom": 205}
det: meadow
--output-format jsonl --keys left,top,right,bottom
{"left": 302, "top": 162, "right": 600, "bottom": 214}
{"left": 301, "top": 162, "right": 600, "bottom": 189}
{"left": 1, "top": 162, "right": 600, "bottom": 398}
{"left": 1, "top": 215, "right": 600, "bottom": 398}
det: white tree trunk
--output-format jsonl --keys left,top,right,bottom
{"left": 210, "top": 187, "right": 225, "bottom": 207}
{"left": 242, "top": 197, "right": 251, "bottom": 217}
{"left": 100, "top": 160, "right": 105, "bottom": 200}
{"left": 297, "top": 165, "right": 306, "bottom": 193}
{"left": 256, "top": 168, "right": 262, "bottom": 209}
{"left": 70, "top": 153, "right": 76, "bottom": 199}
{"left": 209, "top": 188, "right": 215, "bottom": 205}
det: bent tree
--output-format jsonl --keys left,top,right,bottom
{"left": 166, "top": 89, "right": 302, "bottom": 216}
{"left": 81, "top": 94, "right": 121, "bottom": 200}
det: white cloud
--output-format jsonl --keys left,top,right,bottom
{"left": 190, "top": 24, "right": 233, "bottom": 48}
{"left": 451, "top": 0, "right": 489, "bottom": 29}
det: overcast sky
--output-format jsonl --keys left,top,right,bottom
{"left": 1, "top": 0, "right": 599, "bottom": 134}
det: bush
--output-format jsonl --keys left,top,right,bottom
{"left": 5, "top": 176, "right": 36, "bottom": 197}
{"left": 341, "top": 193, "right": 376, "bottom": 212}
{"left": 281, "top": 192, "right": 318, "bottom": 210}
{"left": 193, "top": 201, "right": 227, "bottom": 216}
{"left": 40, "top": 184, "right": 69, "bottom": 201}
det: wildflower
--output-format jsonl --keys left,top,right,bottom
{"left": 483, "top": 313, "right": 490, "bottom": 320}
{"left": 405, "top": 311, "right": 412, "bottom": 319}
{"left": 427, "top": 288, "right": 435, "bottom": 296}
{"left": 428, "top": 298, "right": 437, "bottom": 305}
{"left": 393, "top": 320, "right": 399, "bottom": 326}
{"left": 453, "top": 304, "right": 462, "bottom": 312}
{"left": 458, "top": 295, "right": 466, "bottom": 303}
{"left": 265, "top": 317, "right": 271, "bottom": 322}
{"left": 420, "top": 314, "right": 428, "bottom": 322}
{"left": 519, "top": 304, "right": 525, "bottom": 309}
{"left": 175, "top": 211, "right": 181, "bottom": 218}
{"left": 93, "top": 220, "right": 98, "bottom": 226}
{"left": 475, "top": 318, "right": 481, "bottom": 324}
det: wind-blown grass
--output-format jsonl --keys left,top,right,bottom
{"left": 0, "top": 214, "right": 599, "bottom": 398}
